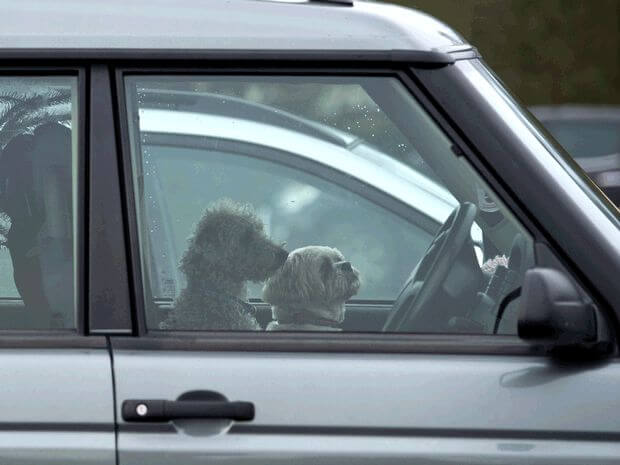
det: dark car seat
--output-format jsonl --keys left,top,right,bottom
{"left": 0, "top": 123, "right": 73, "bottom": 329}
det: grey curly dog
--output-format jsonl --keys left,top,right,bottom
{"left": 263, "top": 246, "right": 360, "bottom": 331}
{"left": 160, "top": 199, "right": 288, "bottom": 331}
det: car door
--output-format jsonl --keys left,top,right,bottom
{"left": 110, "top": 65, "right": 620, "bottom": 464}
{"left": 0, "top": 71, "right": 115, "bottom": 464}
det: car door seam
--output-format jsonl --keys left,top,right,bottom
{"left": 106, "top": 336, "right": 120, "bottom": 465}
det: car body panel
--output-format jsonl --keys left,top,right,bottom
{"left": 113, "top": 348, "right": 620, "bottom": 464}
{"left": 119, "top": 435, "right": 620, "bottom": 465}
{"left": 0, "top": 347, "right": 115, "bottom": 464}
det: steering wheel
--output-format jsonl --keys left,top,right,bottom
{"left": 383, "top": 202, "right": 478, "bottom": 332}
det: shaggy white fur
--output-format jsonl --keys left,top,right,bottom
{"left": 263, "top": 245, "right": 360, "bottom": 331}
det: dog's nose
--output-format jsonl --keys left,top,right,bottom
{"left": 338, "top": 261, "right": 352, "bottom": 272}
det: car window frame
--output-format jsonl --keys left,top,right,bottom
{"left": 111, "top": 59, "right": 607, "bottom": 356}
{"left": 117, "top": 66, "right": 459, "bottom": 339}
{"left": 0, "top": 65, "right": 87, "bottom": 339}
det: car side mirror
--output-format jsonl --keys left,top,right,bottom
{"left": 517, "top": 268, "right": 612, "bottom": 357}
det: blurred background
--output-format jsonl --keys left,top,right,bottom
{"left": 384, "top": 0, "right": 620, "bottom": 204}
{"left": 384, "top": 0, "right": 620, "bottom": 106}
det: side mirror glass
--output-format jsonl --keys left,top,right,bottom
{"left": 517, "top": 268, "right": 612, "bottom": 356}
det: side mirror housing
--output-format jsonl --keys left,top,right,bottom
{"left": 518, "top": 268, "right": 612, "bottom": 357}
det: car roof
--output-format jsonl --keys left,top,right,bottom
{"left": 2, "top": 0, "right": 466, "bottom": 51}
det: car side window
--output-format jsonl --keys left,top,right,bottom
{"left": 125, "top": 75, "right": 535, "bottom": 335}
{"left": 0, "top": 76, "right": 78, "bottom": 330}
{"left": 139, "top": 142, "right": 435, "bottom": 326}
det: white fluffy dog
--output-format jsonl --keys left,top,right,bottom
{"left": 262, "top": 246, "right": 360, "bottom": 331}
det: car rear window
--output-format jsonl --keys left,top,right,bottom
{"left": 0, "top": 76, "right": 79, "bottom": 330}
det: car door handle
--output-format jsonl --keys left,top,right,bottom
{"left": 121, "top": 399, "right": 255, "bottom": 422}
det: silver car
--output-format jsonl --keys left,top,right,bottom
{"left": 0, "top": 1, "right": 618, "bottom": 464}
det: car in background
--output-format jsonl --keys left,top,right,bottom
{"left": 530, "top": 105, "right": 620, "bottom": 203}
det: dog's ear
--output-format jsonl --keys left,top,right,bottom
{"left": 179, "top": 249, "right": 198, "bottom": 278}
{"left": 262, "top": 255, "right": 299, "bottom": 305}
{"left": 179, "top": 238, "right": 214, "bottom": 278}
{"left": 262, "top": 253, "right": 324, "bottom": 305}
{"left": 320, "top": 256, "right": 333, "bottom": 283}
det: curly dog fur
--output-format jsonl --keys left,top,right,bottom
{"left": 160, "top": 199, "right": 288, "bottom": 331}
{"left": 263, "top": 246, "right": 360, "bottom": 331}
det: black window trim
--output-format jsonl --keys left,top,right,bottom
{"left": 108, "top": 59, "right": 616, "bottom": 357}
{"left": 0, "top": 66, "right": 88, "bottom": 342}
{"left": 88, "top": 64, "right": 133, "bottom": 335}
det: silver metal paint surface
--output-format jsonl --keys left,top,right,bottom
{"left": 120, "top": 434, "right": 620, "bottom": 465}
{"left": 114, "top": 350, "right": 620, "bottom": 464}
{"left": 1, "top": 0, "right": 466, "bottom": 50}
{"left": 0, "top": 433, "right": 113, "bottom": 465}
{"left": 0, "top": 349, "right": 115, "bottom": 464}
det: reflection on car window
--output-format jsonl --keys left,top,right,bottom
{"left": 126, "top": 75, "right": 535, "bottom": 335}
{"left": 0, "top": 77, "right": 78, "bottom": 330}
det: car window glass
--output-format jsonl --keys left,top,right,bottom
{"left": 143, "top": 144, "right": 434, "bottom": 301}
{"left": 0, "top": 76, "right": 78, "bottom": 330}
{"left": 125, "top": 75, "right": 535, "bottom": 335}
